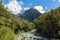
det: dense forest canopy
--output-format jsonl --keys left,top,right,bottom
{"left": 34, "top": 7, "right": 60, "bottom": 39}
{"left": 0, "top": 1, "right": 35, "bottom": 40}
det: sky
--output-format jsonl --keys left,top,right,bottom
{"left": 2, "top": 0, "right": 60, "bottom": 15}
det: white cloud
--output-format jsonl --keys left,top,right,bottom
{"left": 19, "top": 1, "right": 24, "bottom": 6}
{"left": 6, "top": 0, "right": 22, "bottom": 15}
{"left": 24, "top": 7, "right": 30, "bottom": 10}
{"left": 59, "top": 0, "right": 60, "bottom": 2}
{"left": 34, "top": 6, "right": 45, "bottom": 14}
{"left": 53, "top": 0, "right": 56, "bottom": 2}
{"left": 53, "top": 0, "right": 60, "bottom": 2}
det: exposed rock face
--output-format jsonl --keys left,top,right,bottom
{"left": 15, "top": 32, "right": 48, "bottom": 40}
{"left": 16, "top": 34, "right": 33, "bottom": 40}
{"left": 16, "top": 32, "right": 35, "bottom": 40}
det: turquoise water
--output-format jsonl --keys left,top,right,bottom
{"left": 21, "top": 32, "right": 48, "bottom": 40}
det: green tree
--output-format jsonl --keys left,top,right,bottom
{"left": 0, "top": 27, "right": 15, "bottom": 40}
{"left": 34, "top": 8, "right": 60, "bottom": 39}
{"left": 0, "top": 2, "right": 35, "bottom": 34}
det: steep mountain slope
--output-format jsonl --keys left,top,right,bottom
{"left": 0, "top": 1, "right": 35, "bottom": 40}
{"left": 17, "top": 8, "right": 41, "bottom": 22}
{"left": 0, "top": 3, "right": 35, "bottom": 34}
{"left": 34, "top": 7, "right": 60, "bottom": 39}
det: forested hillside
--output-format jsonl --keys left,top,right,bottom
{"left": 0, "top": 1, "right": 35, "bottom": 40}
{"left": 1, "top": 0, "right": 60, "bottom": 40}
{"left": 34, "top": 7, "right": 60, "bottom": 39}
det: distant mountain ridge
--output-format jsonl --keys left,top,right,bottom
{"left": 17, "top": 8, "right": 41, "bottom": 22}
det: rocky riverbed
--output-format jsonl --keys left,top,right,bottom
{"left": 15, "top": 32, "right": 48, "bottom": 40}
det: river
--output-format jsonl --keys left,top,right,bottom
{"left": 16, "top": 32, "right": 48, "bottom": 40}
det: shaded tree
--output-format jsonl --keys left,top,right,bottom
{"left": 34, "top": 8, "right": 60, "bottom": 39}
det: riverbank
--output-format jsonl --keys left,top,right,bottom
{"left": 15, "top": 32, "right": 48, "bottom": 40}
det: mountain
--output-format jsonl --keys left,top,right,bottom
{"left": 17, "top": 8, "right": 41, "bottom": 22}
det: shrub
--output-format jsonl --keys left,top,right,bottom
{"left": 0, "top": 27, "right": 15, "bottom": 40}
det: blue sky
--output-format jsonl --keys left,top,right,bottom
{"left": 2, "top": 0, "right": 60, "bottom": 14}
{"left": 17, "top": 0, "right": 60, "bottom": 11}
